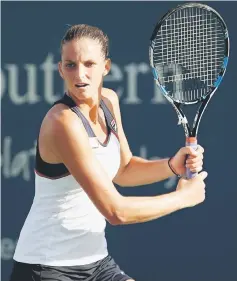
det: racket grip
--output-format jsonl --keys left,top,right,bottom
{"left": 185, "top": 137, "right": 198, "bottom": 179}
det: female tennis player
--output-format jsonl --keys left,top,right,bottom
{"left": 10, "top": 24, "right": 207, "bottom": 281}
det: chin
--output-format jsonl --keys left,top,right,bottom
{"left": 72, "top": 89, "right": 97, "bottom": 104}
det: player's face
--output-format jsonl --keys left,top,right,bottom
{"left": 59, "top": 37, "right": 110, "bottom": 101}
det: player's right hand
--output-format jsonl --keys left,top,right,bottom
{"left": 176, "top": 171, "right": 208, "bottom": 208}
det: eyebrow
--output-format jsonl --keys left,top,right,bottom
{"left": 64, "top": 59, "right": 98, "bottom": 64}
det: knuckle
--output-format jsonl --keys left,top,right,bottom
{"left": 187, "top": 147, "right": 193, "bottom": 153}
{"left": 198, "top": 145, "right": 204, "bottom": 153}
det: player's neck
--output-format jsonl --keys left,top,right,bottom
{"left": 66, "top": 92, "right": 101, "bottom": 124}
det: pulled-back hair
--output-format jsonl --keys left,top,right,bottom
{"left": 61, "top": 24, "right": 109, "bottom": 58}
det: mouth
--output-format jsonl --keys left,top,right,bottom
{"left": 75, "top": 83, "right": 89, "bottom": 88}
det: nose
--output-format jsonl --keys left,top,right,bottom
{"left": 76, "top": 64, "right": 86, "bottom": 80}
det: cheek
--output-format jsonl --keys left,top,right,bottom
{"left": 88, "top": 67, "right": 103, "bottom": 78}
{"left": 87, "top": 68, "right": 93, "bottom": 77}
{"left": 62, "top": 69, "right": 75, "bottom": 81}
{"left": 89, "top": 68, "right": 104, "bottom": 81}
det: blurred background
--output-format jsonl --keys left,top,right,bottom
{"left": 1, "top": 1, "right": 236, "bottom": 281}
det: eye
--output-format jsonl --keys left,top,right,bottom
{"left": 65, "top": 62, "right": 76, "bottom": 68}
{"left": 85, "top": 61, "right": 95, "bottom": 68}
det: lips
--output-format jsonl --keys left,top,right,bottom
{"left": 75, "top": 83, "right": 89, "bottom": 88}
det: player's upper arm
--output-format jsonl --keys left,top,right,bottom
{"left": 101, "top": 88, "right": 133, "bottom": 185}
{"left": 48, "top": 109, "right": 124, "bottom": 225}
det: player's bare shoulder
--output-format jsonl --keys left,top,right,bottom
{"left": 39, "top": 102, "right": 91, "bottom": 164}
{"left": 41, "top": 103, "right": 79, "bottom": 135}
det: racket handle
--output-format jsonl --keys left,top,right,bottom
{"left": 185, "top": 137, "right": 198, "bottom": 179}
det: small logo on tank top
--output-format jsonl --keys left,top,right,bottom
{"left": 111, "top": 119, "right": 117, "bottom": 132}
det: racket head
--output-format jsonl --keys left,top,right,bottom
{"left": 149, "top": 2, "right": 230, "bottom": 105}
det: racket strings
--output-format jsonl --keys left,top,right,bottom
{"left": 153, "top": 7, "right": 226, "bottom": 103}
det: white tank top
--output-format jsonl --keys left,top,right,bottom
{"left": 13, "top": 95, "right": 121, "bottom": 266}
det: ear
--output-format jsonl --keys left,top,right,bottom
{"left": 103, "top": 58, "right": 111, "bottom": 76}
{"left": 58, "top": 61, "right": 64, "bottom": 79}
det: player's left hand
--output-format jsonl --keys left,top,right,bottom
{"left": 169, "top": 145, "right": 204, "bottom": 176}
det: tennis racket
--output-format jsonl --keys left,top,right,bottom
{"left": 149, "top": 2, "right": 229, "bottom": 179}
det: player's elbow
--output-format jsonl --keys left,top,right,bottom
{"left": 97, "top": 193, "right": 129, "bottom": 225}
{"left": 107, "top": 205, "right": 128, "bottom": 226}
{"left": 107, "top": 215, "right": 122, "bottom": 226}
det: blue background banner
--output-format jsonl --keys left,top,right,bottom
{"left": 2, "top": 1, "right": 236, "bottom": 281}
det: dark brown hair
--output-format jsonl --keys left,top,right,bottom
{"left": 61, "top": 24, "right": 109, "bottom": 58}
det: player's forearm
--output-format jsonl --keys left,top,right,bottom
{"left": 112, "top": 190, "right": 184, "bottom": 225}
{"left": 114, "top": 156, "right": 174, "bottom": 187}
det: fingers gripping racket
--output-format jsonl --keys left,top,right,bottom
{"left": 149, "top": 2, "right": 229, "bottom": 178}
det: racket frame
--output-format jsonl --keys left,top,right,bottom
{"left": 149, "top": 3, "right": 229, "bottom": 178}
{"left": 149, "top": 2, "right": 230, "bottom": 139}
